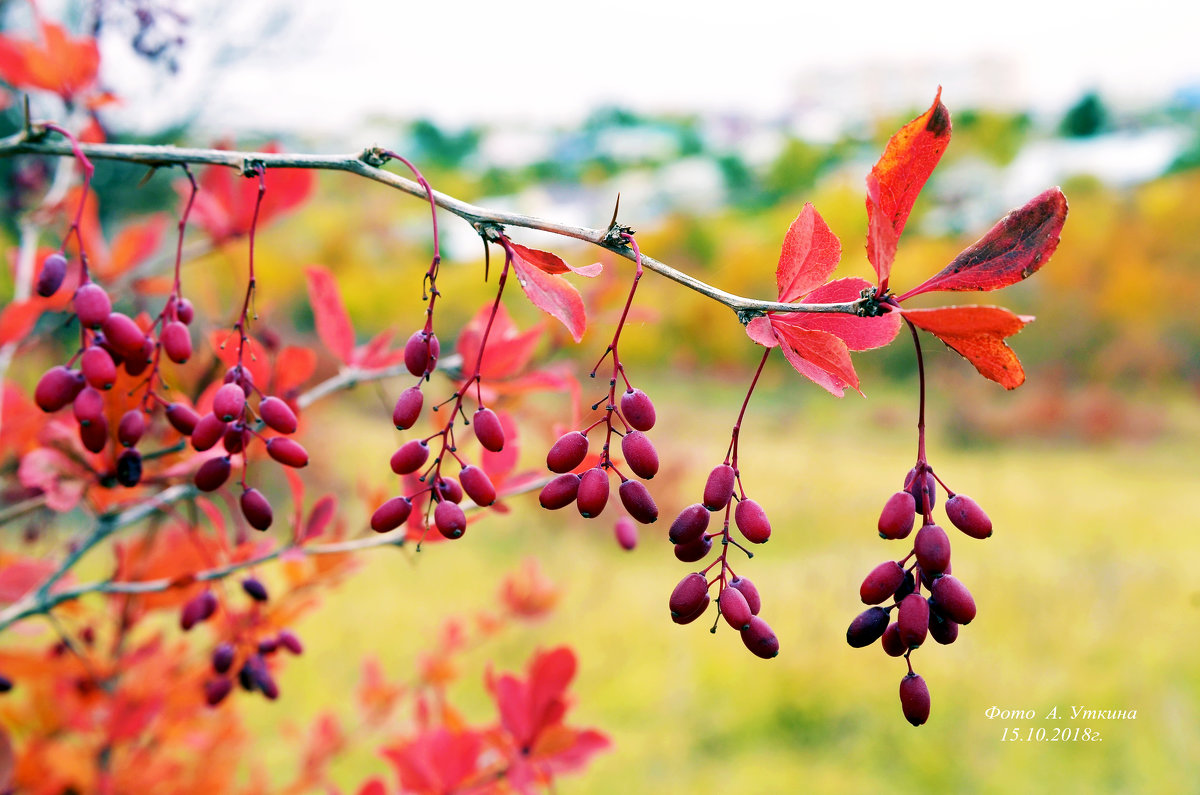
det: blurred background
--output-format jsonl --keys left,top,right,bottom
{"left": 2, "top": 0, "right": 1199, "bottom": 791}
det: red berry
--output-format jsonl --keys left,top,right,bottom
{"left": 242, "top": 577, "right": 269, "bottom": 602}
{"left": 176, "top": 297, "right": 195, "bottom": 325}
{"left": 241, "top": 488, "right": 274, "bottom": 531}
{"left": 191, "top": 413, "right": 227, "bottom": 452}
{"left": 734, "top": 498, "right": 771, "bottom": 543}
{"left": 80, "top": 346, "right": 116, "bottom": 390}
{"left": 671, "top": 594, "right": 710, "bottom": 625}
{"left": 213, "top": 383, "right": 246, "bottom": 422}
{"left": 899, "top": 674, "right": 931, "bottom": 726}
{"left": 740, "top": 616, "right": 780, "bottom": 659}
{"left": 212, "top": 643, "right": 235, "bottom": 674}
{"left": 546, "top": 431, "right": 588, "bottom": 473}
{"left": 403, "top": 330, "right": 440, "bottom": 377}
{"left": 459, "top": 465, "right": 496, "bottom": 507}
{"left": 370, "top": 496, "right": 413, "bottom": 532}
{"left": 929, "top": 575, "right": 976, "bottom": 625}
{"left": 669, "top": 572, "right": 710, "bottom": 618}
{"left": 161, "top": 321, "right": 192, "bottom": 364}
{"left": 929, "top": 611, "right": 959, "bottom": 645}
{"left": 72, "top": 386, "right": 105, "bottom": 427}
{"left": 576, "top": 467, "right": 609, "bottom": 518}
{"left": 621, "top": 430, "right": 659, "bottom": 479}
{"left": 538, "top": 474, "right": 580, "bottom": 510}
{"left": 79, "top": 419, "right": 108, "bottom": 453}
{"left": 165, "top": 402, "right": 199, "bottom": 435}
{"left": 436, "top": 477, "right": 463, "bottom": 504}
{"left": 860, "top": 561, "right": 905, "bottom": 605}
{"left": 906, "top": 466, "right": 937, "bottom": 513}
{"left": 73, "top": 282, "right": 111, "bottom": 328}
{"left": 719, "top": 586, "right": 753, "bottom": 631}
{"left": 101, "top": 312, "right": 147, "bottom": 356}
{"left": 35, "top": 366, "right": 85, "bottom": 412}
{"left": 122, "top": 338, "right": 154, "bottom": 376}
{"left": 914, "top": 523, "right": 951, "bottom": 575}
{"left": 36, "top": 253, "right": 67, "bottom": 297}
{"left": 259, "top": 396, "right": 298, "bottom": 434}
{"left": 847, "top": 606, "right": 890, "bottom": 648}
{"left": 266, "top": 437, "right": 309, "bottom": 468}
{"left": 614, "top": 516, "right": 637, "bottom": 550}
{"left": 117, "top": 409, "right": 145, "bottom": 447}
{"left": 434, "top": 500, "right": 466, "bottom": 539}
{"left": 881, "top": 622, "right": 907, "bottom": 656}
{"left": 204, "top": 678, "right": 233, "bottom": 707}
{"left": 673, "top": 534, "right": 712, "bottom": 563}
{"left": 222, "top": 424, "right": 248, "bottom": 454}
{"left": 278, "top": 630, "right": 303, "bottom": 655}
{"left": 878, "top": 491, "right": 917, "bottom": 539}
{"left": 116, "top": 449, "right": 142, "bottom": 487}
{"left": 180, "top": 591, "right": 217, "bottom": 630}
{"left": 945, "top": 494, "right": 992, "bottom": 539}
{"left": 620, "top": 388, "right": 656, "bottom": 431}
{"left": 223, "top": 365, "right": 254, "bottom": 395}
{"left": 195, "top": 456, "right": 232, "bottom": 492}
{"left": 702, "top": 464, "right": 736, "bottom": 511}
{"left": 618, "top": 479, "right": 658, "bottom": 524}
{"left": 897, "top": 593, "right": 930, "bottom": 649}
{"left": 391, "top": 386, "right": 423, "bottom": 430}
{"left": 390, "top": 440, "right": 429, "bottom": 475}
{"left": 729, "top": 576, "right": 761, "bottom": 615}
{"left": 473, "top": 407, "right": 505, "bottom": 452}
{"left": 668, "top": 503, "right": 710, "bottom": 545}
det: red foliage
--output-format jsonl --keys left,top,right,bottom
{"left": 0, "top": 21, "right": 99, "bottom": 101}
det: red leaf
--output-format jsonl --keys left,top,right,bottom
{"left": 744, "top": 316, "right": 778, "bottom": 348}
{"left": 0, "top": 22, "right": 99, "bottom": 100}
{"left": 511, "top": 255, "right": 587, "bottom": 342}
{"left": 898, "top": 187, "right": 1068, "bottom": 300}
{"left": 208, "top": 329, "right": 272, "bottom": 389}
{"left": 304, "top": 266, "right": 356, "bottom": 363}
{"left": 356, "top": 328, "right": 400, "bottom": 370}
{"left": 188, "top": 144, "right": 315, "bottom": 242}
{"left": 17, "top": 448, "right": 87, "bottom": 512}
{"left": 770, "top": 321, "right": 860, "bottom": 397}
{"left": 866, "top": 88, "right": 952, "bottom": 290}
{"left": 455, "top": 302, "right": 543, "bottom": 381}
{"left": 0, "top": 557, "right": 57, "bottom": 604}
{"left": 776, "top": 203, "right": 841, "bottom": 303}
{"left": 305, "top": 495, "right": 337, "bottom": 539}
{"left": 510, "top": 243, "right": 602, "bottom": 277}
{"left": 903, "top": 305, "right": 1032, "bottom": 389}
{"left": 274, "top": 345, "right": 317, "bottom": 395}
{"left": 0, "top": 299, "right": 41, "bottom": 346}
{"left": 481, "top": 410, "right": 520, "bottom": 486}
{"left": 794, "top": 277, "right": 901, "bottom": 351}
{"left": 381, "top": 728, "right": 482, "bottom": 795}
{"left": 102, "top": 214, "right": 169, "bottom": 280}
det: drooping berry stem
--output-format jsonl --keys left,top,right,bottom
{"left": 904, "top": 317, "right": 927, "bottom": 465}
{"left": 171, "top": 164, "right": 198, "bottom": 302}
{"left": 234, "top": 166, "right": 267, "bottom": 368}
{"left": 727, "top": 347, "right": 772, "bottom": 484}
{"left": 40, "top": 123, "right": 94, "bottom": 276}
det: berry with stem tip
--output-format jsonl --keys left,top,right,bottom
{"left": 35, "top": 366, "right": 85, "bottom": 412}
{"left": 945, "top": 494, "right": 992, "bottom": 539}
{"left": 719, "top": 586, "right": 753, "bottom": 631}
{"left": 538, "top": 474, "right": 580, "bottom": 510}
{"left": 878, "top": 492, "right": 917, "bottom": 539}
{"left": 403, "top": 330, "right": 440, "bottom": 377}
{"left": 391, "top": 386, "right": 423, "bottom": 431}
{"left": 702, "top": 464, "right": 736, "bottom": 511}
{"left": 190, "top": 414, "right": 226, "bottom": 452}
{"left": 729, "top": 576, "right": 761, "bottom": 615}
{"left": 899, "top": 674, "right": 931, "bottom": 726}
{"left": 115, "top": 450, "right": 142, "bottom": 487}
{"left": 472, "top": 407, "right": 505, "bottom": 452}
{"left": 929, "top": 575, "right": 976, "bottom": 624}
{"left": 434, "top": 500, "right": 466, "bottom": 539}
{"left": 73, "top": 282, "right": 111, "bottom": 328}
{"left": 673, "top": 535, "right": 712, "bottom": 563}
{"left": 194, "top": 457, "right": 232, "bottom": 492}
{"left": 620, "top": 388, "right": 656, "bottom": 431}
{"left": 390, "top": 440, "right": 430, "bottom": 475}
{"left": 266, "top": 437, "right": 309, "bottom": 468}
{"left": 459, "top": 465, "right": 496, "bottom": 507}
{"left": 576, "top": 467, "right": 609, "bottom": 518}
{"left": 259, "top": 396, "right": 298, "bottom": 435}
{"left": 897, "top": 593, "right": 930, "bottom": 649}
{"left": 914, "top": 523, "right": 951, "bottom": 575}
{"left": 36, "top": 252, "right": 67, "bottom": 297}
{"left": 165, "top": 403, "right": 199, "bottom": 435}
{"left": 620, "top": 431, "right": 659, "bottom": 479}
{"left": 80, "top": 346, "right": 116, "bottom": 390}
{"left": 370, "top": 496, "right": 412, "bottom": 533}
{"left": 860, "top": 561, "right": 905, "bottom": 605}
{"left": 669, "top": 572, "right": 709, "bottom": 619}
{"left": 212, "top": 383, "right": 246, "bottom": 422}
{"left": 740, "top": 616, "right": 780, "bottom": 659}
{"left": 117, "top": 410, "right": 145, "bottom": 447}
{"left": 734, "top": 498, "right": 771, "bottom": 544}
{"left": 546, "top": 431, "right": 588, "bottom": 473}
{"left": 618, "top": 479, "right": 658, "bottom": 524}
{"left": 240, "top": 488, "right": 273, "bottom": 531}
{"left": 161, "top": 321, "right": 192, "bottom": 364}
{"left": 101, "top": 312, "right": 146, "bottom": 356}
{"left": 668, "top": 504, "right": 710, "bottom": 545}
{"left": 847, "top": 606, "right": 890, "bottom": 648}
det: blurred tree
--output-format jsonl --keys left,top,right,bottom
{"left": 1059, "top": 91, "right": 1109, "bottom": 138}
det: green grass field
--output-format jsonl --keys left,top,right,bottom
{"left": 244, "top": 376, "right": 1200, "bottom": 794}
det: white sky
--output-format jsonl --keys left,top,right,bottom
{"left": 94, "top": 0, "right": 1200, "bottom": 140}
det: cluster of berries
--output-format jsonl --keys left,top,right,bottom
{"left": 847, "top": 462, "right": 990, "bottom": 725}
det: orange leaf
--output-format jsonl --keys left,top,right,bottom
{"left": 0, "top": 299, "right": 41, "bottom": 346}
{"left": 866, "top": 88, "right": 951, "bottom": 290}
{"left": 903, "top": 305, "right": 1032, "bottom": 389}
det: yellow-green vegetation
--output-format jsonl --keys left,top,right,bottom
{"left": 243, "top": 373, "right": 1200, "bottom": 793}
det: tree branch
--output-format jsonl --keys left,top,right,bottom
{"left": 0, "top": 128, "right": 879, "bottom": 319}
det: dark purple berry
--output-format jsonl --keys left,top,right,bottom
{"left": 620, "top": 388, "right": 656, "bottom": 431}
{"left": 847, "top": 606, "right": 890, "bottom": 648}
{"left": 79, "top": 418, "right": 108, "bottom": 453}
{"left": 621, "top": 431, "right": 659, "bottom": 479}
{"left": 702, "top": 464, "right": 736, "bottom": 511}
{"left": 900, "top": 674, "right": 931, "bottom": 726}
{"left": 673, "top": 534, "right": 712, "bottom": 563}
{"left": 36, "top": 252, "right": 67, "bottom": 297}
{"left": 166, "top": 403, "right": 199, "bottom": 435}
{"left": 222, "top": 424, "right": 248, "bottom": 454}
{"left": 204, "top": 678, "right": 233, "bottom": 706}
{"left": 278, "top": 629, "right": 303, "bottom": 655}
{"left": 241, "top": 488, "right": 274, "bottom": 531}
{"left": 101, "top": 312, "right": 146, "bottom": 356}
{"left": 734, "top": 498, "right": 771, "bottom": 543}
{"left": 740, "top": 616, "right": 780, "bottom": 659}
{"left": 539, "top": 474, "right": 580, "bottom": 510}
{"left": 878, "top": 491, "right": 917, "bottom": 539}
{"left": 929, "top": 611, "right": 959, "bottom": 645}
{"left": 391, "top": 386, "right": 423, "bottom": 430}
{"left": 212, "top": 643, "right": 235, "bottom": 674}
{"left": 473, "top": 407, "right": 505, "bottom": 452}
{"left": 116, "top": 449, "right": 142, "bottom": 487}
{"left": 191, "top": 413, "right": 227, "bottom": 452}
{"left": 403, "top": 330, "right": 440, "bottom": 377}
{"left": 180, "top": 590, "right": 218, "bottom": 630}
{"left": 671, "top": 594, "right": 710, "bottom": 625}
{"left": 371, "top": 496, "right": 412, "bottom": 532}
{"left": 618, "top": 479, "right": 658, "bottom": 524}
{"left": 242, "top": 578, "right": 269, "bottom": 602}
{"left": 546, "top": 431, "right": 588, "bottom": 473}
{"left": 946, "top": 494, "right": 992, "bottom": 539}
{"left": 729, "top": 576, "right": 761, "bottom": 615}
{"left": 195, "top": 456, "right": 232, "bottom": 492}
{"left": 669, "top": 572, "right": 710, "bottom": 618}
{"left": 906, "top": 466, "right": 937, "bottom": 513}
{"left": 436, "top": 477, "right": 463, "bottom": 504}
{"left": 669, "top": 503, "right": 710, "bottom": 545}
{"left": 72, "top": 386, "right": 105, "bottom": 427}
{"left": 176, "top": 297, "right": 195, "bottom": 325}
{"left": 860, "top": 561, "right": 905, "bottom": 605}
{"left": 576, "top": 467, "right": 609, "bottom": 518}
{"left": 881, "top": 622, "right": 907, "bottom": 657}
